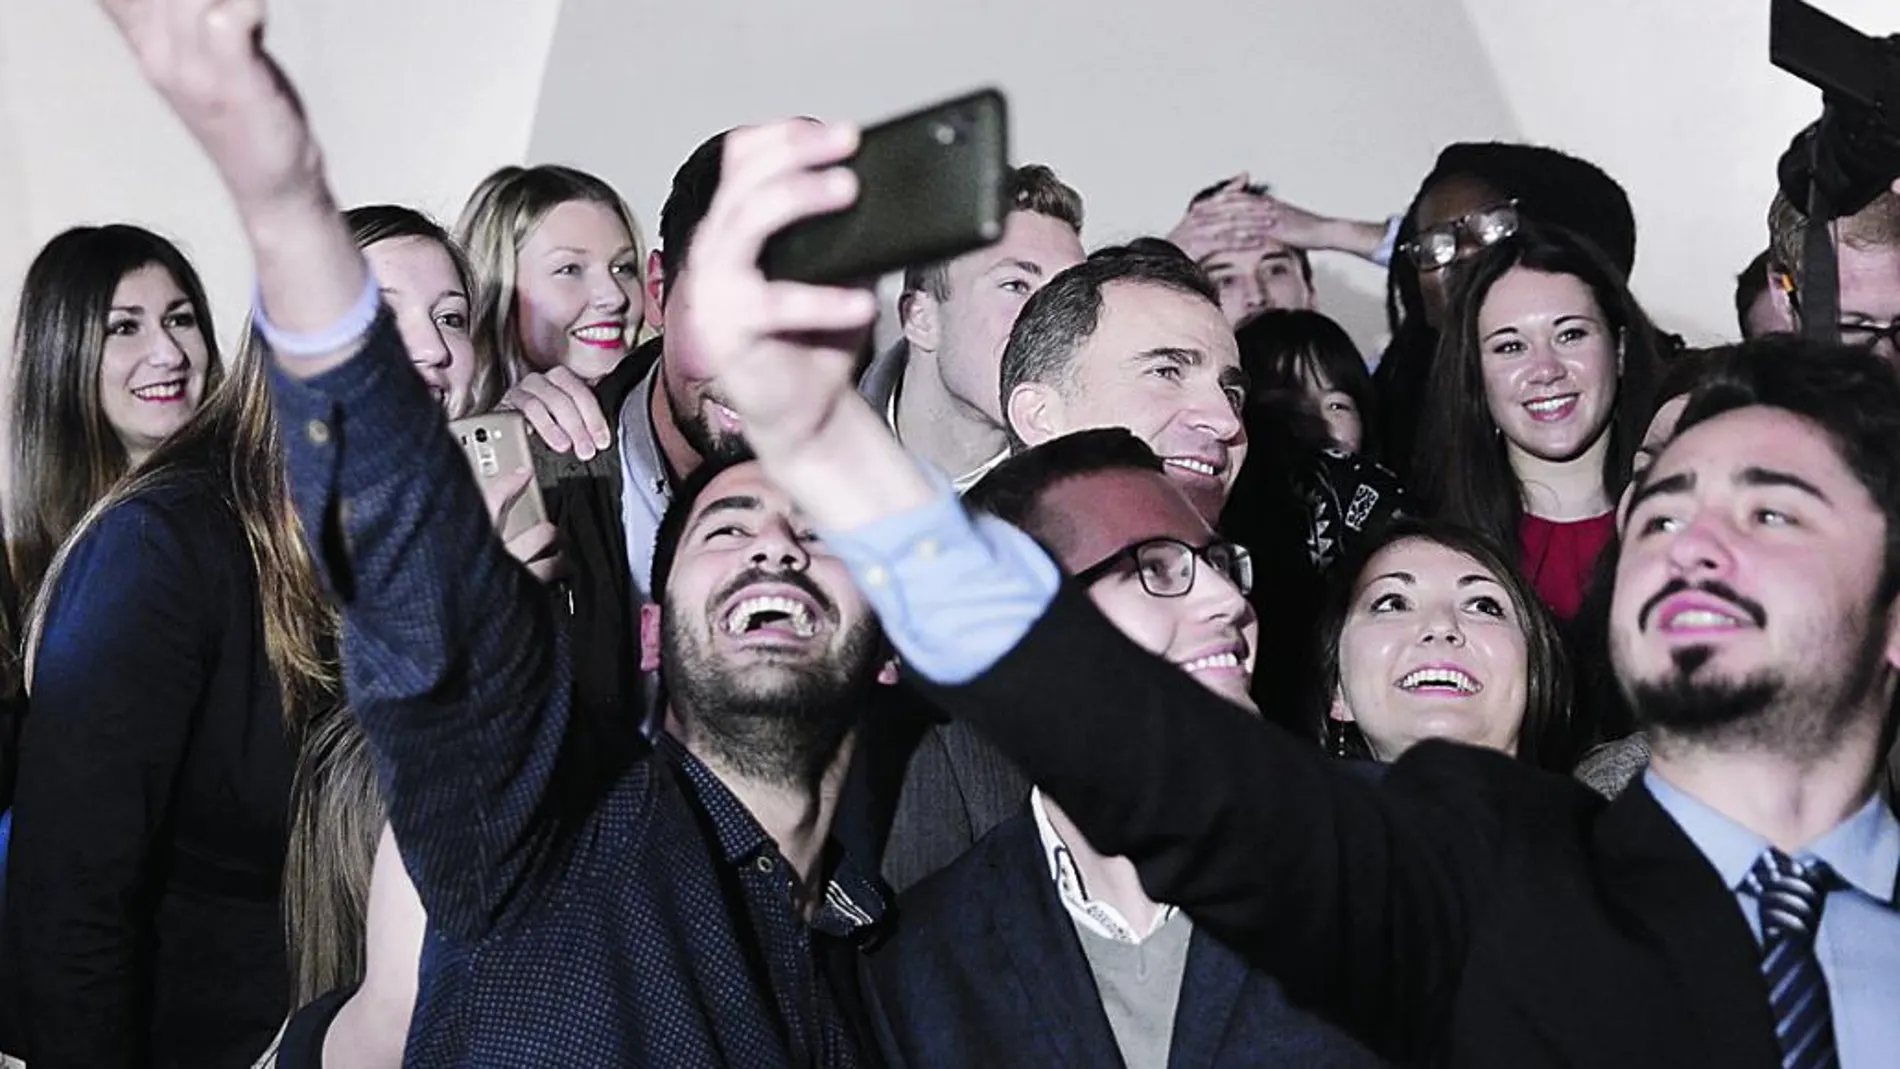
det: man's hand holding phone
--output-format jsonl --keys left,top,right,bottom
{"left": 673, "top": 119, "right": 936, "bottom": 530}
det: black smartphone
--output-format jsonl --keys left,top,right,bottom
{"left": 760, "top": 87, "right": 1009, "bottom": 285}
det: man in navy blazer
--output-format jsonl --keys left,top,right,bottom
{"left": 861, "top": 430, "right": 1381, "bottom": 1069}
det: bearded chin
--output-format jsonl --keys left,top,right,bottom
{"left": 1628, "top": 648, "right": 1781, "bottom": 738}
{"left": 1628, "top": 632, "right": 1884, "bottom": 760}
{"left": 661, "top": 613, "right": 883, "bottom": 789}
{"left": 667, "top": 384, "right": 750, "bottom": 463}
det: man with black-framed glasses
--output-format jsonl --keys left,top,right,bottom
{"left": 1767, "top": 188, "right": 1900, "bottom": 362}
{"left": 861, "top": 428, "right": 1383, "bottom": 1069}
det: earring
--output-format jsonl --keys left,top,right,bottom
{"left": 1328, "top": 718, "right": 1351, "bottom": 759}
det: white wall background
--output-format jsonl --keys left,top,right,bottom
{"left": 531, "top": 0, "right": 1520, "bottom": 347}
{"left": 0, "top": 0, "right": 1892, "bottom": 356}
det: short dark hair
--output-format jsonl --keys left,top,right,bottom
{"left": 1415, "top": 223, "right": 1664, "bottom": 555}
{"left": 1734, "top": 248, "right": 1774, "bottom": 338}
{"left": 657, "top": 130, "right": 733, "bottom": 304}
{"left": 997, "top": 247, "right": 1221, "bottom": 448}
{"left": 1312, "top": 516, "right": 1575, "bottom": 769}
{"left": 963, "top": 427, "right": 1164, "bottom": 552}
{"left": 901, "top": 163, "right": 1085, "bottom": 300}
{"left": 1663, "top": 336, "right": 1900, "bottom": 601}
{"left": 1234, "top": 309, "right": 1375, "bottom": 453}
{"left": 650, "top": 449, "right": 759, "bottom": 605}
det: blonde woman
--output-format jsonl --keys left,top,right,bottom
{"left": 455, "top": 164, "right": 650, "bottom": 387}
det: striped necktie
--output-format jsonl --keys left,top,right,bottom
{"left": 1743, "top": 849, "right": 1839, "bottom": 1069}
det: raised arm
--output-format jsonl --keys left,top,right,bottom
{"left": 100, "top": 0, "right": 577, "bottom": 935}
{"left": 678, "top": 121, "right": 1501, "bottom": 1057}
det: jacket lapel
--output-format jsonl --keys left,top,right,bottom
{"left": 985, "top": 815, "right": 1127, "bottom": 1069}
{"left": 1594, "top": 784, "right": 1783, "bottom": 1069}
{"left": 1165, "top": 925, "right": 1247, "bottom": 1069}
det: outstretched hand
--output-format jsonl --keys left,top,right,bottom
{"left": 664, "top": 120, "right": 878, "bottom": 458}
{"left": 99, "top": 0, "right": 322, "bottom": 213}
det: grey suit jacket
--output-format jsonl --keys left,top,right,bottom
{"left": 879, "top": 718, "right": 1028, "bottom": 892}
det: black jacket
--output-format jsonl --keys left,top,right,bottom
{"left": 910, "top": 584, "right": 1791, "bottom": 1068}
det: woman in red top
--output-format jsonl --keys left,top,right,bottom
{"left": 1413, "top": 225, "right": 1665, "bottom": 619}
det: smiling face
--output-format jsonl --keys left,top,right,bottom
{"left": 1478, "top": 268, "right": 1621, "bottom": 466}
{"left": 1612, "top": 406, "right": 1900, "bottom": 755}
{"left": 1332, "top": 537, "right": 1531, "bottom": 760}
{"left": 1010, "top": 281, "right": 1249, "bottom": 523}
{"left": 98, "top": 262, "right": 210, "bottom": 464}
{"left": 1038, "top": 466, "right": 1258, "bottom": 710}
{"left": 364, "top": 235, "right": 477, "bottom": 415}
{"left": 513, "top": 199, "right": 645, "bottom": 382}
{"left": 645, "top": 463, "right": 884, "bottom": 784}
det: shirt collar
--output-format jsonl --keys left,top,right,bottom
{"left": 661, "top": 733, "right": 771, "bottom": 863}
{"left": 618, "top": 357, "right": 672, "bottom": 508}
{"left": 1030, "top": 788, "right": 1178, "bottom": 944}
{"left": 1644, "top": 768, "right": 1900, "bottom": 904}
{"left": 658, "top": 734, "right": 889, "bottom": 940}
{"left": 884, "top": 367, "right": 1011, "bottom": 496}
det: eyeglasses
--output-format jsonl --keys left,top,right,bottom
{"left": 1784, "top": 285, "right": 1900, "bottom": 352}
{"left": 1073, "top": 537, "right": 1254, "bottom": 598}
{"left": 1839, "top": 321, "right": 1900, "bottom": 351}
{"left": 1398, "top": 199, "right": 1521, "bottom": 272}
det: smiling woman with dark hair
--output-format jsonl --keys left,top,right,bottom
{"left": 7, "top": 225, "right": 222, "bottom": 614}
{"left": 1413, "top": 224, "right": 1664, "bottom": 621}
{"left": 1313, "top": 516, "right": 1575, "bottom": 770}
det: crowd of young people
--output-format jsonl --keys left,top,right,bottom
{"left": 0, "top": 2, "right": 1895, "bottom": 1067}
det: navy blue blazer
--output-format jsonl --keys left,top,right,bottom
{"left": 862, "top": 811, "right": 1385, "bottom": 1069}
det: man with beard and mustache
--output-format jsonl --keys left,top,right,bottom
{"left": 677, "top": 119, "right": 1899, "bottom": 1068}
{"left": 112, "top": 6, "right": 896, "bottom": 1059}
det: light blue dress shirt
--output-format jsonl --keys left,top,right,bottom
{"left": 1645, "top": 769, "right": 1900, "bottom": 1069}
{"left": 817, "top": 475, "right": 1058, "bottom": 684}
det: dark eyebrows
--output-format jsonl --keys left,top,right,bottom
{"left": 1627, "top": 470, "right": 1694, "bottom": 516}
{"left": 1482, "top": 324, "right": 1522, "bottom": 343}
{"left": 1137, "top": 347, "right": 1203, "bottom": 367}
{"left": 687, "top": 495, "right": 762, "bottom": 534}
{"left": 1367, "top": 570, "right": 1417, "bottom": 586}
{"left": 1738, "top": 466, "right": 1830, "bottom": 505}
{"left": 1457, "top": 573, "right": 1505, "bottom": 589}
{"left": 989, "top": 258, "right": 1046, "bottom": 278}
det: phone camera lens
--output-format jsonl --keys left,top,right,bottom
{"left": 931, "top": 120, "right": 959, "bottom": 146}
{"left": 475, "top": 428, "right": 490, "bottom": 443}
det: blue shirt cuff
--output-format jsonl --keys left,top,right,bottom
{"left": 819, "top": 468, "right": 1061, "bottom": 685}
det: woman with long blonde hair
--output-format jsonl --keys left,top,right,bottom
{"left": 455, "top": 163, "right": 651, "bottom": 386}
